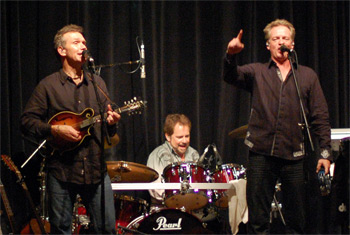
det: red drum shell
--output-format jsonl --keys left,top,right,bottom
{"left": 212, "top": 163, "right": 246, "bottom": 208}
{"left": 163, "top": 162, "right": 208, "bottom": 211}
{"left": 114, "top": 194, "right": 148, "bottom": 234}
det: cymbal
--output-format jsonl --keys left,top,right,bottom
{"left": 228, "top": 124, "right": 248, "bottom": 139}
{"left": 104, "top": 134, "right": 120, "bottom": 149}
{"left": 106, "top": 161, "right": 159, "bottom": 183}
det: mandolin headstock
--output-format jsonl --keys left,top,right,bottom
{"left": 121, "top": 97, "right": 147, "bottom": 116}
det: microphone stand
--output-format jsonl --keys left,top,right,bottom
{"left": 287, "top": 51, "right": 314, "bottom": 152}
{"left": 21, "top": 139, "right": 47, "bottom": 168}
{"left": 86, "top": 61, "right": 111, "bottom": 233}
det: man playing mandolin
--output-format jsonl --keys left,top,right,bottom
{"left": 21, "top": 24, "right": 120, "bottom": 234}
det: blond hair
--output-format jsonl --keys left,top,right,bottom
{"left": 263, "top": 19, "right": 295, "bottom": 41}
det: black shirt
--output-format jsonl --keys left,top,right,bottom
{"left": 223, "top": 54, "right": 332, "bottom": 161}
{"left": 21, "top": 69, "right": 116, "bottom": 184}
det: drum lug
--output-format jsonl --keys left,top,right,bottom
{"left": 180, "top": 180, "right": 190, "bottom": 194}
{"left": 179, "top": 167, "right": 189, "bottom": 181}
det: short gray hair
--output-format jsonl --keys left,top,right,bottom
{"left": 53, "top": 24, "right": 84, "bottom": 49}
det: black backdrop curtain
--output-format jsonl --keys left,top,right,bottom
{"left": 1, "top": 0, "right": 349, "bottom": 233}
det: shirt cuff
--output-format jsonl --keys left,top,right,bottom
{"left": 225, "top": 53, "right": 236, "bottom": 63}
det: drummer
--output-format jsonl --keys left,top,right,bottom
{"left": 147, "top": 114, "right": 200, "bottom": 211}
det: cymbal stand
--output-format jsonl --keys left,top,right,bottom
{"left": 38, "top": 157, "right": 49, "bottom": 222}
{"left": 270, "top": 183, "right": 286, "bottom": 226}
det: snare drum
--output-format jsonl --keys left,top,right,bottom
{"left": 212, "top": 163, "right": 246, "bottom": 207}
{"left": 127, "top": 209, "right": 212, "bottom": 234}
{"left": 163, "top": 162, "right": 209, "bottom": 211}
{"left": 114, "top": 194, "right": 148, "bottom": 234}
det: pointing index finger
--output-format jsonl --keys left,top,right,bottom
{"left": 237, "top": 29, "right": 243, "bottom": 41}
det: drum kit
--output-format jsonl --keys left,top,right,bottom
{"left": 103, "top": 158, "right": 246, "bottom": 234}
{"left": 42, "top": 126, "right": 249, "bottom": 234}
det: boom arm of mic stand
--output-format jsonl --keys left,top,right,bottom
{"left": 287, "top": 53, "right": 314, "bottom": 151}
{"left": 95, "top": 60, "right": 141, "bottom": 69}
{"left": 21, "top": 139, "right": 47, "bottom": 168}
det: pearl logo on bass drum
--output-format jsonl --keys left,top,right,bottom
{"left": 127, "top": 209, "right": 212, "bottom": 234}
{"left": 153, "top": 217, "right": 182, "bottom": 231}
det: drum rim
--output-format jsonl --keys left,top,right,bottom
{"left": 114, "top": 194, "right": 148, "bottom": 206}
{"left": 219, "top": 163, "right": 243, "bottom": 169}
{"left": 163, "top": 161, "right": 204, "bottom": 173}
{"left": 126, "top": 214, "right": 146, "bottom": 229}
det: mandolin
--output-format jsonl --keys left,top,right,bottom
{"left": 48, "top": 98, "right": 146, "bottom": 153}
{"left": 1, "top": 154, "right": 48, "bottom": 234}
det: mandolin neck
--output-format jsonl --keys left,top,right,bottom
{"left": 79, "top": 106, "right": 129, "bottom": 129}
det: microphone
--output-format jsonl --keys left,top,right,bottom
{"left": 140, "top": 41, "right": 146, "bottom": 79}
{"left": 280, "top": 44, "right": 293, "bottom": 53}
{"left": 83, "top": 50, "right": 94, "bottom": 63}
{"left": 83, "top": 50, "right": 96, "bottom": 73}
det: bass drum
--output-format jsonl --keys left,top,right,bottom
{"left": 127, "top": 209, "right": 213, "bottom": 234}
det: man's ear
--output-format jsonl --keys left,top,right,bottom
{"left": 266, "top": 41, "right": 270, "bottom": 50}
{"left": 165, "top": 134, "right": 170, "bottom": 142}
{"left": 57, "top": 46, "right": 66, "bottom": 57}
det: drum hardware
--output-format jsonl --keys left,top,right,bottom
{"left": 178, "top": 165, "right": 190, "bottom": 179}
{"left": 180, "top": 180, "right": 190, "bottom": 194}
{"left": 198, "top": 144, "right": 223, "bottom": 173}
{"left": 38, "top": 157, "right": 49, "bottom": 223}
{"left": 206, "top": 189, "right": 214, "bottom": 204}
{"left": 72, "top": 195, "right": 91, "bottom": 234}
{"left": 192, "top": 204, "right": 218, "bottom": 222}
{"left": 270, "top": 182, "right": 286, "bottom": 226}
{"left": 171, "top": 168, "right": 176, "bottom": 176}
